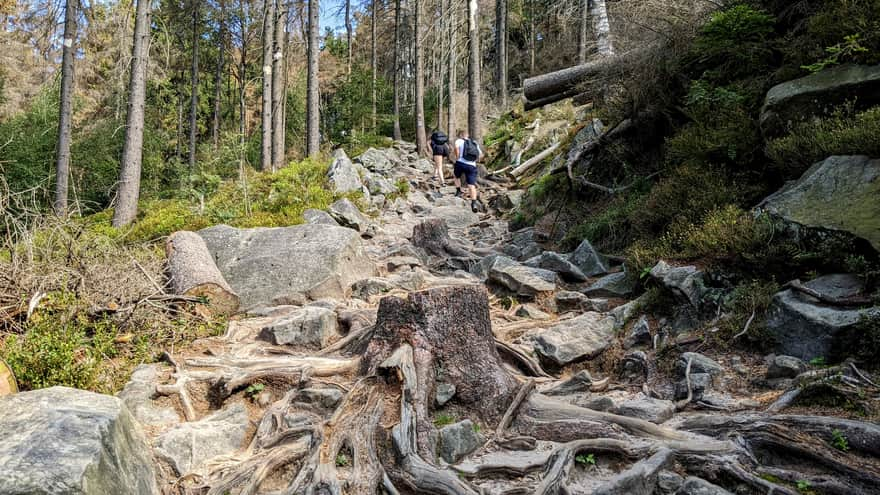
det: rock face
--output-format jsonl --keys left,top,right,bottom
{"left": 487, "top": 255, "right": 557, "bottom": 296}
{"left": 327, "top": 149, "right": 363, "bottom": 193}
{"left": 765, "top": 278, "right": 879, "bottom": 361}
{"left": 758, "top": 155, "right": 880, "bottom": 251}
{"left": 760, "top": 64, "right": 880, "bottom": 136}
{"left": 532, "top": 312, "right": 616, "bottom": 366}
{"left": 438, "top": 420, "right": 484, "bottom": 464}
{"left": 258, "top": 306, "right": 338, "bottom": 348}
{"left": 154, "top": 404, "right": 249, "bottom": 476}
{"left": 199, "top": 224, "right": 375, "bottom": 309}
{"left": 0, "top": 386, "right": 159, "bottom": 495}
{"left": 524, "top": 251, "right": 588, "bottom": 282}
{"left": 569, "top": 239, "right": 610, "bottom": 277}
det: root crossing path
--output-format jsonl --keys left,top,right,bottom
{"left": 134, "top": 142, "right": 880, "bottom": 495}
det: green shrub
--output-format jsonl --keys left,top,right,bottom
{"left": 716, "top": 279, "right": 780, "bottom": 346}
{"left": 766, "top": 105, "right": 880, "bottom": 174}
{"left": 694, "top": 4, "right": 776, "bottom": 81}
{"left": 562, "top": 192, "right": 644, "bottom": 253}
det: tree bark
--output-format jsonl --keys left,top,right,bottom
{"left": 590, "top": 0, "right": 614, "bottom": 57}
{"left": 271, "top": 0, "right": 286, "bottom": 169}
{"left": 467, "top": 0, "right": 480, "bottom": 141}
{"left": 392, "top": 0, "right": 402, "bottom": 141}
{"left": 53, "top": 0, "right": 77, "bottom": 218}
{"left": 166, "top": 231, "right": 240, "bottom": 316}
{"left": 189, "top": 0, "right": 200, "bottom": 169}
{"left": 305, "top": 0, "right": 320, "bottom": 156}
{"left": 446, "top": 0, "right": 455, "bottom": 137}
{"left": 345, "top": 0, "right": 352, "bottom": 77}
{"left": 528, "top": 0, "right": 535, "bottom": 74}
{"left": 371, "top": 0, "right": 377, "bottom": 130}
{"left": 414, "top": 0, "right": 426, "bottom": 156}
{"left": 211, "top": 0, "right": 226, "bottom": 150}
{"left": 522, "top": 53, "right": 630, "bottom": 106}
{"left": 495, "top": 0, "right": 507, "bottom": 109}
{"left": 260, "top": 0, "right": 275, "bottom": 170}
{"left": 112, "top": 0, "right": 151, "bottom": 227}
{"left": 578, "top": 0, "right": 588, "bottom": 64}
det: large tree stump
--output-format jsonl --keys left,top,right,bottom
{"left": 166, "top": 231, "right": 240, "bottom": 316}
{"left": 412, "top": 218, "right": 471, "bottom": 258}
{"left": 362, "top": 285, "right": 518, "bottom": 457}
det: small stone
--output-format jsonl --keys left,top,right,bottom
{"left": 487, "top": 255, "right": 557, "bottom": 296}
{"left": 436, "top": 383, "right": 456, "bottom": 406}
{"left": 620, "top": 351, "right": 649, "bottom": 382}
{"left": 674, "top": 372, "right": 711, "bottom": 401}
{"left": 387, "top": 256, "right": 422, "bottom": 271}
{"left": 675, "top": 352, "right": 723, "bottom": 378}
{"left": 532, "top": 312, "right": 616, "bottom": 366}
{"left": 615, "top": 395, "right": 675, "bottom": 424}
{"left": 299, "top": 388, "right": 344, "bottom": 409}
{"left": 675, "top": 477, "right": 734, "bottom": 495}
{"left": 576, "top": 395, "right": 615, "bottom": 412}
{"left": 327, "top": 149, "right": 364, "bottom": 193}
{"left": 766, "top": 354, "right": 807, "bottom": 379}
{"left": 524, "top": 251, "right": 588, "bottom": 282}
{"left": 351, "top": 277, "right": 396, "bottom": 300}
{"left": 543, "top": 370, "right": 595, "bottom": 396}
{"left": 657, "top": 471, "right": 685, "bottom": 494}
{"left": 583, "top": 272, "right": 636, "bottom": 298}
{"left": 625, "top": 315, "right": 652, "bottom": 348}
{"left": 328, "top": 198, "right": 370, "bottom": 232}
{"left": 515, "top": 304, "right": 552, "bottom": 320}
{"left": 554, "top": 290, "right": 593, "bottom": 313}
{"left": 650, "top": 261, "right": 708, "bottom": 310}
{"left": 438, "top": 420, "right": 484, "bottom": 464}
{"left": 258, "top": 306, "right": 338, "bottom": 348}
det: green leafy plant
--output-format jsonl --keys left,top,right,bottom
{"left": 335, "top": 452, "right": 350, "bottom": 467}
{"left": 802, "top": 34, "right": 869, "bottom": 73}
{"left": 245, "top": 383, "right": 266, "bottom": 398}
{"left": 575, "top": 453, "right": 596, "bottom": 466}
{"left": 831, "top": 429, "right": 850, "bottom": 451}
{"left": 809, "top": 357, "right": 827, "bottom": 367}
{"left": 796, "top": 479, "right": 813, "bottom": 493}
{"left": 434, "top": 413, "right": 456, "bottom": 427}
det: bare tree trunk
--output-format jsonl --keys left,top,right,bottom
{"left": 590, "top": 0, "right": 614, "bottom": 57}
{"left": 189, "top": 0, "right": 200, "bottom": 168}
{"left": 371, "top": 0, "right": 377, "bottom": 130}
{"left": 447, "top": 0, "right": 455, "bottom": 136}
{"left": 211, "top": 0, "right": 226, "bottom": 150}
{"left": 53, "top": 0, "right": 78, "bottom": 218}
{"left": 271, "top": 0, "right": 286, "bottom": 169}
{"left": 495, "top": 0, "right": 507, "bottom": 109}
{"left": 528, "top": 0, "right": 535, "bottom": 74}
{"left": 305, "top": 0, "right": 320, "bottom": 156}
{"left": 414, "top": 0, "right": 426, "bottom": 155}
{"left": 260, "top": 0, "right": 275, "bottom": 170}
{"left": 345, "top": 0, "right": 352, "bottom": 77}
{"left": 392, "top": 0, "right": 402, "bottom": 141}
{"left": 467, "top": 0, "right": 480, "bottom": 141}
{"left": 112, "top": 0, "right": 151, "bottom": 227}
{"left": 578, "top": 0, "right": 588, "bottom": 63}
{"left": 176, "top": 73, "right": 184, "bottom": 159}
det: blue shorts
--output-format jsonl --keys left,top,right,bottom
{"left": 454, "top": 161, "right": 478, "bottom": 186}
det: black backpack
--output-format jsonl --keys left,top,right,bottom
{"left": 461, "top": 138, "right": 480, "bottom": 162}
{"left": 431, "top": 131, "right": 448, "bottom": 145}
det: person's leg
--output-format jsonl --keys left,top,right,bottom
{"left": 466, "top": 165, "right": 480, "bottom": 211}
{"left": 453, "top": 161, "right": 463, "bottom": 195}
{"left": 434, "top": 156, "right": 445, "bottom": 184}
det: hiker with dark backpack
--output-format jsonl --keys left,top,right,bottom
{"left": 451, "top": 129, "right": 483, "bottom": 213}
{"left": 430, "top": 129, "right": 449, "bottom": 184}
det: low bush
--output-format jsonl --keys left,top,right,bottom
{"left": 766, "top": 105, "right": 880, "bottom": 175}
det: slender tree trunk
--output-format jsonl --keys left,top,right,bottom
{"left": 189, "top": 0, "right": 200, "bottom": 168}
{"left": 260, "top": 0, "right": 274, "bottom": 170}
{"left": 271, "top": 0, "right": 286, "bottom": 169}
{"left": 53, "top": 0, "right": 78, "bottom": 218}
{"left": 528, "top": 0, "right": 535, "bottom": 74}
{"left": 305, "top": 0, "right": 320, "bottom": 156}
{"left": 437, "top": 0, "right": 444, "bottom": 131}
{"left": 112, "top": 0, "right": 151, "bottom": 227}
{"left": 345, "top": 0, "right": 352, "bottom": 77}
{"left": 467, "top": 0, "right": 480, "bottom": 141}
{"left": 447, "top": 0, "right": 455, "bottom": 137}
{"left": 176, "top": 73, "right": 184, "bottom": 158}
{"left": 589, "top": 0, "right": 614, "bottom": 56}
{"left": 391, "top": 0, "right": 402, "bottom": 141}
{"left": 495, "top": 0, "right": 507, "bottom": 108}
{"left": 371, "top": 0, "right": 377, "bottom": 130}
{"left": 211, "top": 0, "right": 226, "bottom": 150}
{"left": 414, "top": 0, "right": 426, "bottom": 155}
{"left": 578, "top": 0, "right": 588, "bottom": 64}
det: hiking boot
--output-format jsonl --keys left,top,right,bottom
{"left": 471, "top": 200, "right": 480, "bottom": 213}
{"left": 454, "top": 188, "right": 463, "bottom": 198}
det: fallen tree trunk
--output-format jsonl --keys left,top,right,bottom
{"left": 166, "top": 231, "right": 240, "bottom": 316}
{"left": 511, "top": 141, "right": 561, "bottom": 178}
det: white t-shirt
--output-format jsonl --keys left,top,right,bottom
{"left": 455, "top": 138, "right": 481, "bottom": 167}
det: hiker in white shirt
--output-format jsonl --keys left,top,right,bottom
{"left": 450, "top": 130, "right": 483, "bottom": 213}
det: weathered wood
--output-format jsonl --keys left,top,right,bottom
{"left": 511, "top": 141, "right": 561, "bottom": 178}
{"left": 166, "top": 231, "right": 239, "bottom": 316}
{"left": 412, "top": 218, "right": 471, "bottom": 258}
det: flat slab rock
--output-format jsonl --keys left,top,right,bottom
{"left": 199, "top": 224, "right": 376, "bottom": 310}
{"left": 0, "top": 386, "right": 159, "bottom": 495}
{"left": 487, "top": 255, "right": 557, "bottom": 296}
{"left": 154, "top": 404, "right": 249, "bottom": 476}
{"left": 258, "top": 306, "right": 339, "bottom": 348}
{"left": 532, "top": 312, "right": 616, "bottom": 366}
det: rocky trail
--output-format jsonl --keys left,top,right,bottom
{"left": 4, "top": 142, "right": 880, "bottom": 495}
